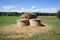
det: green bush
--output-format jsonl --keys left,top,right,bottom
{"left": 57, "top": 10, "right": 60, "bottom": 19}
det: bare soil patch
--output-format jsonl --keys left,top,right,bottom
{"left": 0, "top": 23, "right": 52, "bottom": 38}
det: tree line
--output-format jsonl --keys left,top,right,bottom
{"left": 34, "top": 12, "right": 56, "bottom": 16}
{"left": 0, "top": 12, "right": 56, "bottom": 16}
{"left": 0, "top": 12, "right": 24, "bottom": 16}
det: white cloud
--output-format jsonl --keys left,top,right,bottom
{"left": 11, "top": 7, "right": 28, "bottom": 12}
{"left": 10, "top": 8, "right": 59, "bottom": 13}
{"left": 1, "top": 5, "right": 59, "bottom": 13}
{"left": 35, "top": 8, "right": 59, "bottom": 13}
{"left": 21, "top": 8, "right": 25, "bottom": 10}
{"left": 0, "top": 10, "right": 3, "bottom": 12}
{"left": 2, "top": 4, "right": 20, "bottom": 10}
{"left": 32, "top": 6, "right": 36, "bottom": 9}
{"left": 3, "top": 5, "right": 15, "bottom": 10}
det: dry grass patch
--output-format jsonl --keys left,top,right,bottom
{"left": 0, "top": 23, "right": 52, "bottom": 38}
{"left": 38, "top": 16, "right": 57, "bottom": 18}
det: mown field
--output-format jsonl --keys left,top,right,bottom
{"left": 0, "top": 16, "right": 60, "bottom": 40}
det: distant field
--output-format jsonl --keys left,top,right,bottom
{"left": 38, "top": 16, "right": 57, "bottom": 18}
{"left": 0, "top": 16, "right": 60, "bottom": 40}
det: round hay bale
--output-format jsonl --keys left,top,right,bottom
{"left": 17, "top": 19, "right": 28, "bottom": 27}
{"left": 29, "top": 19, "right": 41, "bottom": 26}
{"left": 21, "top": 12, "right": 37, "bottom": 19}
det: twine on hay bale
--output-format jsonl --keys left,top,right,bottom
{"left": 29, "top": 19, "right": 41, "bottom": 26}
{"left": 17, "top": 19, "right": 28, "bottom": 27}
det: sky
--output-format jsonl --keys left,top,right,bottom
{"left": 0, "top": 0, "right": 60, "bottom": 13}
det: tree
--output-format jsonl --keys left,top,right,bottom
{"left": 57, "top": 10, "right": 60, "bottom": 19}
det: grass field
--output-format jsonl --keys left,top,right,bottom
{"left": 0, "top": 16, "right": 60, "bottom": 40}
{"left": 0, "top": 16, "right": 20, "bottom": 27}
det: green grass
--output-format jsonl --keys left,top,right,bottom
{"left": 0, "top": 16, "right": 60, "bottom": 40}
{"left": 41, "top": 18, "right": 60, "bottom": 30}
{"left": 0, "top": 16, "right": 20, "bottom": 27}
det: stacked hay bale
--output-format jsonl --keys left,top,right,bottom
{"left": 29, "top": 19, "right": 41, "bottom": 26}
{"left": 21, "top": 12, "right": 37, "bottom": 19}
{"left": 21, "top": 12, "right": 37, "bottom": 25}
{"left": 17, "top": 12, "right": 41, "bottom": 27}
{"left": 17, "top": 19, "right": 28, "bottom": 27}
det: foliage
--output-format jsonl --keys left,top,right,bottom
{"left": 0, "top": 12, "right": 56, "bottom": 16}
{"left": 57, "top": 10, "right": 60, "bottom": 19}
{"left": 34, "top": 12, "right": 56, "bottom": 16}
{"left": 0, "top": 12, "right": 24, "bottom": 16}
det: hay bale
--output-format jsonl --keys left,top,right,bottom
{"left": 17, "top": 19, "right": 28, "bottom": 27}
{"left": 21, "top": 12, "right": 37, "bottom": 19}
{"left": 29, "top": 19, "right": 41, "bottom": 26}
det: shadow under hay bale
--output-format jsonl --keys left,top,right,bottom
{"left": 40, "top": 24, "right": 45, "bottom": 26}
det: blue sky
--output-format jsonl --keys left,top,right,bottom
{"left": 0, "top": 0, "right": 60, "bottom": 13}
